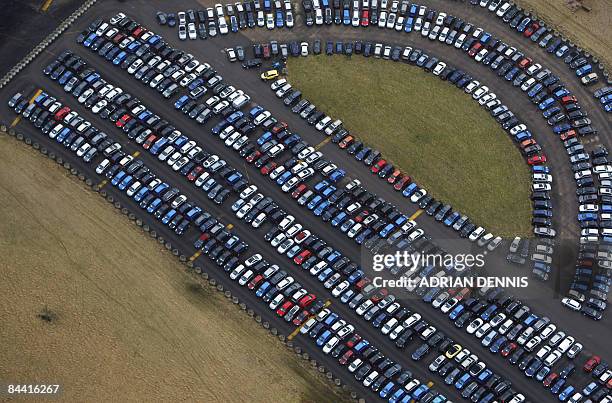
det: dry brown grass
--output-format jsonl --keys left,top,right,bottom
{"left": 514, "top": 0, "right": 611, "bottom": 68}
{"left": 0, "top": 134, "right": 350, "bottom": 402}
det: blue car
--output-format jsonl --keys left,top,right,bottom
{"left": 402, "top": 183, "right": 417, "bottom": 197}
{"left": 257, "top": 131, "right": 273, "bottom": 145}
{"left": 154, "top": 183, "right": 169, "bottom": 195}
{"left": 558, "top": 385, "right": 575, "bottom": 401}
{"left": 481, "top": 304, "right": 498, "bottom": 320}
{"left": 256, "top": 281, "right": 271, "bottom": 297}
{"left": 111, "top": 171, "right": 126, "bottom": 186}
{"left": 528, "top": 83, "right": 544, "bottom": 97}
{"left": 314, "top": 201, "right": 330, "bottom": 216}
{"left": 454, "top": 373, "right": 471, "bottom": 390}
{"left": 162, "top": 209, "right": 177, "bottom": 224}
{"left": 321, "top": 185, "right": 336, "bottom": 198}
{"left": 326, "top": 251, "right": 342, "bottom": 263}
{"left": 83, "top": 32, "right": 97, "bottom": 47}
{"left": 329, "top": 169, "right": 346, "bottom": 182}
{"left": 307, "top": 195, "right": 323, "bottom": 210}
{"left": 332, "top": 212, "right": 348, "bottom": 227}
{"left": 146, "top": 198, "right": 162, "bottom": 213}
{"left": 323, "top": 312, "right": 338, "bottom": 326}
{"left": 276, "top": 171, "right": 292, "bottom": 185}
{"left": 515, "top": 131, "right": 532, "bottom": 142}
{"left": 412, "top": 384, "right": 430, "bottom": 398}
{"left": 133, "top": 187, "right": 149, "bottom": 202}
{"left": 85, "top": 72, "right": 100, "bottom": 83}
{"left": 389, "top": 388, "right": 406, "bottom": 403}
{"left": 489, "top": 336, "right": 506, "bottom": 353}
{"left": 380, "top": 381, "right": 395, "bottom": 398}
{"left": 347, "top": 270, "right": 364, "bottom": 284}
{"left": 576, "top": 64, "right": 592, "bottom": 77}
{"left": 226, "top": 111, "right": 244, "bottom": 124}
{"left": 314, "top": 180, "right": 330, "bottom": 193}
{"left": 275, "top": 10, "right": 284, "bottom": 27}
{"left": 532, "top": 165, "right": 550, "bottom": 174}
{"left": 316, "top": 330, "right": 332, "bottom": 346}
{"left": 118, "top": 175, "right": 133, "bottom": 191}
{"left": 318, "top": 267, "right": 334, "bottom": 282}
{"left": 354, "top": 339, "right": 369, "bottom": 352}
{"left": 112, "top": 51, "right": 127, "bottom": 65}
{"left": 249, "top": 105, "right": 264, "bottom": 118}
{"left": 379, "top": 223, "right": 395, "bottom": 238}
{"left": 449, "top": 305, "right": 464, "bottom": 320}
{"left": 174, "top": 95, "right": 189, "bottom": 109}
{"left": 538, "top": 97, "right": 556, "bottom": 110}
{"left": 443, "top": 212, "right": 460, "bottom": 226}
{"left": 477, "top": 369, "right": 493, "bottom": 383}
{"left": 343, "top": 9, "right": 350, "bottom": 25}
{"left": 404, "top": 16, "right": 414, "bottom": 32}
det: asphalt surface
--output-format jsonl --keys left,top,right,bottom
{"left": 0, "top": 0, "right": 84, "bottom": 77}
{"left": 0, "top": 0, "right": 610, "bottom": 401}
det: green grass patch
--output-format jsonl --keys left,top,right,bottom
{"left": 287, "top": 55, "right": 532, "bottom": 237}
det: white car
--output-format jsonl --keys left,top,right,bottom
{"left": 300, "top": 42, "right": 309, "bottom": 56}
{"left": 266, "top": 13, "right": 275, "bottom": 29}
{"left": 433, "top": 62, "right": 446, "bottom": 76}
{"left": 218, "top": 17, "right": 229, "bottom": 34}
{"left": 561, "top": 297, "right": 581, "bottom": 311}
{"left": 188, "top": 23, "right": 197, "bottom": 39}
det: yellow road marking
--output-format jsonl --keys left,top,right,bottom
{"left": 40, "top": 0, "right": 54, "bottom": 12}
{"left": 409, "top": 209, "right": 424, "bottom": 221}
{"left": 29, "top": 89, "right": 43, "bottom": 103}
{"left": 98, "top": 179, "right": 108, "bottom": 189}
{"left": 10, "top": 116, "right": 21, "bottom": 128}
{"left": 132, "top": 150, "right": 141, "bottom": 157}
{"left": 427, "top": 381, "right": 434, "bottom": 388}
{"left": 226, "top": 223, "right": 234, "bottom": 230}
{"left": 287, "top": 300, "right": 332, "bottom": 341}
{"left": 189, "top": 250, "right": 202, "bottom": 262}
{"left": 315, "top": 137, "right": 332, "bottom": 150}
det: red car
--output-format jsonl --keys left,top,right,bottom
{"left": 247, "top": 274, "right": 264, "bottom": 290}
{"left": 115, "top": 113, "right": 132, "bottom": 128}
{"left": 561, "top": 95, "right": 577, "bottom": 105}
{"left": 132, "top": 26, "right": 145, "bottom": 37}
{"left": 371, "top": 159, "right": 387, "bottom": 174}
{"left": 468, "top": 42, "right": 483, "bottom": 57}
{"left": 245, "top": 150, "right": 262, "bottom": 163}
{"left": 523, "top": 22, "right": 539, "bottom": 37}
{"left": 370, "top": 288, "right": 388, "bottom": 303}
{"left": 527, "top": 154, "right": 547, "bottom": 165}
{"left": 543, "top": 372, "right": 558, "bottom": 388}
{"left": 294, "top": 231, "right": 310, "bottom": 243}
{"left": 500, "top": 342, "right": 517, "bottom": 357}
{"left": 292, "top": 310, "right": 309, "bottom": 326}
{"left": 387, "top": 169, "right": 401, "bottom": 184}
{"left": 262, "top": 43, "right": 271, "bottom": 59}
{"left": 339, "top": 349, "right": 354, "bottom": 365}
{"left": 560, "top": 130, "right": 577, "bottom": 141}
{"left": 260, "top": 161, "right": 277, "bottom": 175}
{"left": 360, "top": 10, "right": 369, "bottom": 27}
{"left": 518, "top": 57, "right": 532, "bottom": 69}
{"left": 298, "top": 294, "right": 316, "bottom": 308}
{"left": 271, "top": 121, "right": 288, "bottom": 134}
{"left": 187, "top": 166, "right": 204, "bottom": 181}
{"left": 276, "top": 301, "right": 293, "bottom": 317}
{"left": 345, "top": 334, "right": 361, "bottom": 348}
{"left": 354, "top": 210, "right": 369, "bottom": 223}
{"left": 112, "top": 32, "right": 126, "bottom": 44}
{"left": 54, "top": 106, "right": 70, "bottom": 121}
{"left": 394, "top": 175, "right": 411, "bottom": 191}
{"left": 338, "top": 135, "right": 354, "bottom": 149}
{"left": 294, "top": 249, "right": 312, "bottom": 265}
{"left": 291, "top": 183, "right": 307, "bottom": 199}
{"left": 142, "top": 134, "right": 157, "bottom": 150}
{"left": 583, "top": 355, "right": 601, "bottom": 372}
{"left": 520, "top": 139, "right": 537, "bottom": 149}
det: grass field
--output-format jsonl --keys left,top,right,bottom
{"left": 514, "top": 0, "right": 611, "bottom": 69}
{"left": 287, "top": 55, "right": 532, "bottom": 237}
{"left": 0, "top": 134, "right": 350, "bottom": 402}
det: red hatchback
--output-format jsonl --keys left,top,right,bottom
{"left": 260, "top": 161, "right": 277, "bottom": 175}
{"left": 187, "top": 166, "right": 204, "bottom": 181}
{"left": 387, "top": 169, "right": 401, "bottom": 184}
{"left": 394, "top": 175, "right": 411, "bottom": 191}
{"left": 54, "top": 106, "right": 70, "bottom": 121}
{"left": 276, "top": 301, "right": 293, "bottom": 317}
{"left": 500, "top": 342, "right": 517, "bottom": 357}
{"left": 371, "top": 159, "right": 387, "bottom": 174}
{"left": 584, "top": 355, "right": 601, "bottom": 372}
{"left": 527, "top": 154, "right": 547, "bottom": 165}
{"left": 339, "top": 135, "right": 354, "bottom": 149}
{"left": 115, "top": 113, "right": 132, "bottom": 128}
{"left": 298, "top": 294, "right": 316, "bottom": 308}
{"left": 339, "top": 349, "right": 354, "bottom": 365}
{"left": 291, "top": 183, "right": 307, "bottom": 199}
{"left": 543, "top": 372, "right": 558, "bottom": 388}
{"left": 142, "top": 134, "right": 157, "bottom": 150}
{"left": 523, "top": 22, "right": 539, "bottom": 37}
{"left": 560, "top": 130, "right": 577, "bottom": 141}
{"left": 247, "top": 274, "right": 264, "bottom": 290}
{"left": 246, "top": 150, "right": 262, "bottom": 163}
{"left": 294, "top": 250, "right": 312, "bottom": 265}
